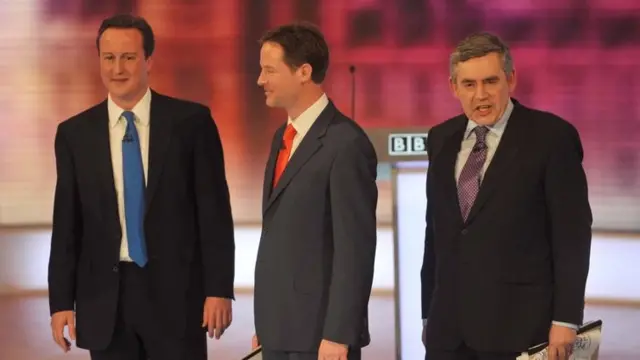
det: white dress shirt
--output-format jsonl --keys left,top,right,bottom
{"left": 107, "top": 88, "right": 152, "bottom": 262}
{"left": 455, "top": 99, "right": 513, "bottom": 182}
{"left": 286, "top": 93, "right": 329, "bottom": 158}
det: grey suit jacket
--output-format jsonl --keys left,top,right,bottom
{"left": 254, "top": 100, "right": 378, "bottom": 352}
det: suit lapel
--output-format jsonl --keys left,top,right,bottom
{"left": 90, "top": 101, "right": 120, "bottom": 230}
{"left": 263, "top": 102, "right": 335, "bottom": 214}
{"left": 465, "top": 103, "right": 524, "bottom": 223}
{"left": 262, "top": 126, "right": 284, "bottom": 212}
{"left": 145, "top": 91, "right": 173, "bottom": 213}
{"left": 432, "top": 118, "right": 467, "bottom": 226}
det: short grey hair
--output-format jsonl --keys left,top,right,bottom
{"left": 449, "top": 32, "right": 513, "bottom": 82}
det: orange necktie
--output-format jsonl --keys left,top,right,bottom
{"left": 273, "top": 124, "right": 297, "bottom": 188}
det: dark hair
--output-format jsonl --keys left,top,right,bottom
{"left": 96, "top": 14, "right": 155, "bottom": 58}
{"left": 260, "top": 22, "right": 329, "bottom": 84}
{"left": 450, "top": 32, "right": 513, "bottom": 82}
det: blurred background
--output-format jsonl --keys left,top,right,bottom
{"left": 0, "top": 0, "right": 639, "bottom": 359}
{"left": 2, "top": 0, "right": 640, "bottom": 230}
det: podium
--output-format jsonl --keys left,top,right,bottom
{"left": 366, "top": 127, "right": 430, "bottom": 360}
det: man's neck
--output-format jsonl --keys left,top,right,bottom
{"left": 110, "top": 87, "right": 149, "bottom": 110}
{"left": 287, "top": 87, "right": 324, "bottom": 121}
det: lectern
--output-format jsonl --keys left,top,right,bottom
{"left": 366, "top": 127, "right": 430, "bottom": 360}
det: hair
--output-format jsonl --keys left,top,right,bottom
{"left": 259, "top": 21, "right": 329, "bottom": 84}
{"left": 449, "top": 32, "right": 513, "bottom": 82}
{"left": 96, "top": 14, "right": 155, "bottom": 59}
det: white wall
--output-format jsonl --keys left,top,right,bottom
{"left": 0, "top": 227, "right": 395, "bottom": 294}
{"left": 0, "top": 227, "right": 638, "bottom": 301}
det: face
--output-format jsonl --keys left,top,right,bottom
{"left": 450, "top": 52, "right": 516, "bottom": 126}
{"left": 98, "top": 28, "right": 152, "bottom": 106}
{"left": 257, "top": 41, "right": 312, "bottom": 109}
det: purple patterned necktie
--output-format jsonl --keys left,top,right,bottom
{"left": 457, "top": 126, "right": 489, "bottom": 221}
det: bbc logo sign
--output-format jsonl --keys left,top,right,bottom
{"left": 388, "top": 133, "right": 428, "bottom": 156}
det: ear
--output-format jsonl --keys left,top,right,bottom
{"left": 145, "top": 56, "right": 154, "bottom": 73}
{"left": 507, "top": 68, "right": 517, "bottom": 93}
{"left": 448, "top": 76, "right": 459, "bottom": 99}
{"left": 298, "top": 63, "right": 313, "bottom": 83}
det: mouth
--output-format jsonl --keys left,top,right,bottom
{"left": 111, "top": 79, "right": 128, "bottom": 83}
{"left": 475, "top": 104, "right": 492, "bottom": 115}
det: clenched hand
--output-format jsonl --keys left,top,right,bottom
{"left": 318, "top": 339, "right": 348, "bottom": 360}
{"left": 202, "top": 297, "right": 232, "bottom": 339}
{"left": 548, "top": 324, "right": 576, "bottom": 360}
{"left": 51, "top": 310, "right": 75, "bottom": 352}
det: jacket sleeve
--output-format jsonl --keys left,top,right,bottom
{"left": 193, "top": 107, "right": 236, "bottom": 299}
{"left": 48, "top": 123, "right": 82, "bottom": 315}
{"left": 322, "top": 135, "right": 378, "bottom": 345}
{"left": 544, "top": 123, "right": 592, "bottom": 325}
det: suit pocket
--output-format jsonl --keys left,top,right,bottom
{"left": 293, "top": 273, "right": 325, "bottom": 295}
{"left": 75, "top": 260, "right": 94, "bottom": 300}
{"left": 500, "top": 268, "right": 551, "bottom": 285}
{"left": 293, "top": 278, "right": 314, "bottom": 295}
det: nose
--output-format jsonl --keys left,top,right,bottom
{"left": 474, "top": 83, "right": 489, "bottom": 99}
{"left": 257, "top": 72, "right": 265, "bottom": 86}
{"left": 114, "top": 58, "right": 125, "bottom": 74}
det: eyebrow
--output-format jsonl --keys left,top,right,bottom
{"left": 102, "top": 52, "right": 138, "bottom": 56}
{"left": 460, "top": 75, "right": 500, "bottom": 84}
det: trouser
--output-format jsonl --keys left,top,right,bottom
{"left": 427, "top": 343, "right": 519, "bottom": 360}
{"left": 90, "top": 262, "right": 207, "bottom": 360}
{"left": 262, "top": 347, "right": 362, "bottom": 360}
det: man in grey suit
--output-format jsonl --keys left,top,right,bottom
{"left": 251, "top": 22, "right": 378, "bottom": 360}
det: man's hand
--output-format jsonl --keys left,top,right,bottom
{"left": 318, "top": 339, "right": 348, "bottom": 360}
{"left": 548, "top": 324, "right": 577, "bottom": 360}
{"left": 422, "top": 323, "right": 427, "bottom": 347}
{"left": 202, "top": 297, "right": 232, "bottom": 339}
{"left": 251, "top": 334, "right": 260, "bottom": 350}
{"left": 51, "top": 310, "right": 75, "bottom": 352}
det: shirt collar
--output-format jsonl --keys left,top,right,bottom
{"left": 108, "top": 88, "right": 152, "bottom": 128}
{"left": 287, "top": 93, "right": 329, "bottom": 135}
{"left": 464, "top": 98, "right": 513, "bottom": 139}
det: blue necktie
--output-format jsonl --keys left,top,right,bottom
{"left": 122, "top": 111, "right": 147, "bottom": 267}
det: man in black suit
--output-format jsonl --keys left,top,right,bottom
{"left": 48, "top": 14, "right": 235, "bottom": 360}
{"left": 421, "top": 32, "right": 592, "bottom": 360}
{"left": 251, "top": 23, "right": 378, "bottom": 360}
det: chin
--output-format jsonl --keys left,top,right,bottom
{"left": 265, "top": 97, "right": 282, "bottom": 108}
{"left": 470, "top": 111, "right": 500, "bottom": 126}
{"left": 474, "top": 117, "right": 499, "bottom": 126}
{"left": 108, "top": 88, "right": 133, "bottom": 99}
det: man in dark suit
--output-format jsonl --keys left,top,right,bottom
{"left": 251, "top": 23, "right": 378, "bottom": 360}
{"left": 421, "top": 32, "right": 592, "bottom": 360}
{"left": 48, "top": 14, "right": 235, "bottom": 360}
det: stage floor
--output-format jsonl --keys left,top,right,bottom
{"left": 0, "top": 294, "right": 638, "bottom": 359}
{"left": 1, "top": 226, "right": 639, "bottom": 359}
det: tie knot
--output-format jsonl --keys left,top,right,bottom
{"left": 283, "top": 124, "right": 297, "bottom": 141}
{"left": 473, "top": 126, "right": 489, "bottom": 143}
{"left": 122, "top": 111, "right": 136, "bottom": 123}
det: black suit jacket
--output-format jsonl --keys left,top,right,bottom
{"left": 254, "top": 100, "right": 378, "bottom": 352}
{"left": 47, "top": 90, "right": 235, "bottom": 350}
{"left": 421, "top": 99, "right": 592, "bottom": 353}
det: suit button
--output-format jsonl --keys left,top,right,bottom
{"left": 112, "top": 265, "right": 119, "bottom": 273}
{"left": 461, "top": 229, "right": 468, "bottom": 235}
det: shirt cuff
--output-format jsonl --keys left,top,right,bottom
{"left": 422, "top": 319, "right": 428, "bottom": 326}
{"left": 552, "top": 320, "right": 578, "bottom": 330}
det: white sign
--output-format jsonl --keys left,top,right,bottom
{"left": 388, "top": 133, "right": 428, "bottom": 156}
